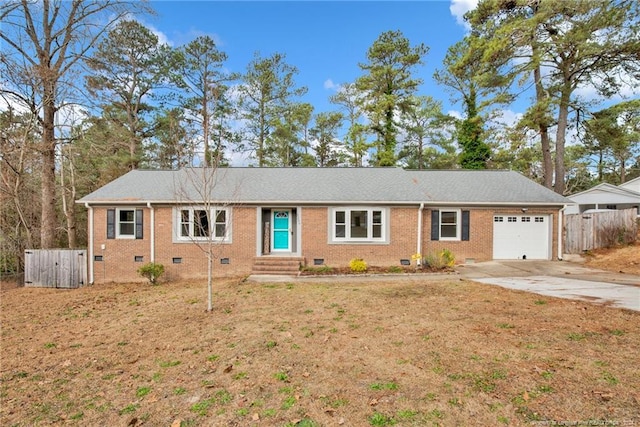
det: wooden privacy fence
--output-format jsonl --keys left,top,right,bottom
{"left": 24, "top": 249, "right": 87, "bottom": 288}
{"left": 564, "top": 209, "right": 638, "bottom": 254}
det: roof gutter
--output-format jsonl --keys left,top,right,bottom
{"left": 416, "top": 203, "right": 424, "bottom": 265}
{"left": 558, "top": 204, "right": 567, "bottom": 261}
{"left": 147, "top": 202, "right": 155, "bottom": 263}
{"left": 77, "top": 199, "right": 569, "bottom": 207}
{"left": 85, "top": 202, "right": 94, "bottom": 284}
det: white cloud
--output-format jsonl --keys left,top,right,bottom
{"left": 574, "top": 76, "right": 639, "bottom": 104}
{"left": 492, "top": 109, "right": 522, "bottom": 127}
{"left": 227, "top": 149, "right": 251, "bottom": 167}
{"left": 138, "top": 19, "right": 224, "bottom": 49}
{"left": 446, "top": 110, "right": 463, "bottom": 120}
{"left": 180, "top": 28, "right": 225, "bottom": 48}
{"left": 324, "top": 79, "right": 338, "bottom": 90}
{"left": 449, "top": 0, "right": 478, "bottom": 28}
{"left": 147, "top": 24, "right": 173, "bottom": 47}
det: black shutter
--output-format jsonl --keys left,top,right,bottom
{"left": 135, "top": 209, "right": 144, "bottom": 239}
{"left": 107, "top": 209, "right": 115, "bottom": 239}
{"left": 431, "top": 210, "right": 439, "bottom": 241}
{"left": 461, "top": 210, "right": 470, "bottom": 241}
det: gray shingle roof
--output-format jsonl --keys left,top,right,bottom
{"left": 77, "top": 168, "right": 571, "bottom": 206}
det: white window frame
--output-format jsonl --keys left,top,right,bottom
{"left": 116, "top": 208, "right": 136, "bottom": 239}
{"left": 174, "top": 206, "right": 231, "bottom": 243}
{"left": 439, "top": 209, "right": 461, "bottom": 241}
{"left": 330, "top": 207, "right": 388, "bottom": 243}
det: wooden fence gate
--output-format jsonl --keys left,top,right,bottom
{"left": 563, "top": 209, "right": 638, "bottom": 254}
{"left": 24, "top": 249, "right": 87, "bottom": 288}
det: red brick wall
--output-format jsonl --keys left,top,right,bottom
{"left": 423, "top": 207, "right": 561, "bottom": 263}
{"left": 152, "top": 206, "right": 256, "bottom": 281}
{"left": 89, "top": 205, "right": 561, "bottom": 282}
{"left": 300, "top": 206, "right": 419, "bottom": 267}
{"left": 90, "top": 206, "right": 256, "bottom": 283}
{"left": 91, "top": 207, "right": 151, "bottom": 283}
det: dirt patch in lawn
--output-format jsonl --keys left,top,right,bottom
{"left": 1, "top": 277, "right": 639, "bottom": 427}
{"left": 583, "top": 241, "right": 640, "bottom": 275}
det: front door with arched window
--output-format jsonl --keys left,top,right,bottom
{"left": 271, "top": 209, "right": 291, "bottom": 252}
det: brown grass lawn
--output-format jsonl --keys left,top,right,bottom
{"left": 1, "top": 270, "right": 639, "bottom": 427}
{"left": 584, "top": 241, "right": 640, "bottom": 276}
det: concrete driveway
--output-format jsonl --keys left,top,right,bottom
{"left": 457, "top": 260, "right": 640, "bottom": 311}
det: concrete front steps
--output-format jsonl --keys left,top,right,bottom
{"left": 251, "top": 256, "right": 304, "bottom": 276}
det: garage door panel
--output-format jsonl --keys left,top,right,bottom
{"left": 493, "top": 215, "right": 550, "bottom": 260}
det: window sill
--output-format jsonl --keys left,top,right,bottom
{"left": 330, "top": 239, "right": 389, "bottom": 245}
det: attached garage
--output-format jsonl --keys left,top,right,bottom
{"left": 493, "top": 214, "right": 551, "bottom": 260}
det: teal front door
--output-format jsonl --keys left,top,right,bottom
{"left": 272, "top": 210, "right": 291, "bottom": 251}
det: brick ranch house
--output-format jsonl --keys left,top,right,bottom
{"left": 78, "top": 167, "right": 572, "bottom": 283}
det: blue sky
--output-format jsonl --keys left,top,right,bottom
{"left": 148, "top": 1, "right": 475, "bottom": 116}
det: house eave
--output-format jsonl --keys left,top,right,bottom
{"left": 419, "top": 201, "right": 570, "bottom": 207}
{"left": 78, "top": 199, "right": 571, "bottom": 207}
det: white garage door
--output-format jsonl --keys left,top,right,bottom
{"left": 493, "top": 215, "right": 551, "bottom": 260}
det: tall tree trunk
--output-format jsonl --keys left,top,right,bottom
{"left": 203, "top": 96, "right": 210, "bottom": 167}
{"left": 41, "top": 89, "right": 58, "bottom": 249}
{"left": 554, "top": 86, "right": 571, "bottom": 195}
{"left": 258, "top": 101, "right": 265, "bottom": 167}
{"left": 60, "top": 146, "right": 77, "bottom": 248}
{"left": 597, "top": 149, "right": 604, "bottom": 182}
{"left": 533, "top": 64, "right": 553, "bottom": 189}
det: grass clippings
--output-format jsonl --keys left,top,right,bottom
{"left": 1, "top": 276, "right": 639, "bottom": 426}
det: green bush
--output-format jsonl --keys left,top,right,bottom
{"left": 301, "top": 265, "right": 333, "bottom": 274}
{"left": 423, "top": 252, "right": 445, "bottom": 270}
{"left": 137, "top": 262, "right": 165, "bottom": 285}
{"left": 423, "top": 249, "right": 455, "bottom": 270}
{"left": 440, "top": 249, "right": 455, "bottom": 267}
{"left": 349, "top": 258, "right": 368, "bottom": 273}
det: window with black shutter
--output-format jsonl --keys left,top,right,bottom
{"left": 107, "top": 208, "right": 143, "bottom": 239}
{"left": 107, "top": 209, "right": 116, "bottom": 239}
{"left": 431, "top": 209, "right": 470, "bottom": 241}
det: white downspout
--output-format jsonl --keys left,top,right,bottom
{"left": 416, "top": 203, "right": 424, "bottom": 265}
{"left": 85, "top": 202, "right": 94, "bottom": 284}
{"left": 147, "top": 202, "right": 155, "bottom": 263}
{"left": 557, "top": 205, "right": 566, "bottom": 261}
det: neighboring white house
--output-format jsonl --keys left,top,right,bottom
{"left": 565, "top": 180, "right": 640, "bottom": 216}
{"left": 619, "top": 176, "right": 640, "bottom": 194}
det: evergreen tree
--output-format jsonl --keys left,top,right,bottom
{"left": 434, "top": 36, "right": 509, "bottom": 170}
{"left": 238, "top": 53, "right": 307, "bottom": 167}
{"left": 175, "top": 35, "right": 237, "bottom": 167}
{"left": 85, "top": 20, "right": 173, "bottom": 170}
{"left": 583, "top": 100, "right": 640, "bottom": 184}
{"left": 398, "top": 96, "right": 454, "bottom": 170}
{"left": 330, "top": 83, "right": 369, "bottom": 166}
{"left": 356, "top": 31, "right": 428, "bottom": 166}
{"left": 309, "top": 112, "right": 345, "bottom": 167}
{"left": 468, "top": 0, "right": 640, "bottom": 193}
